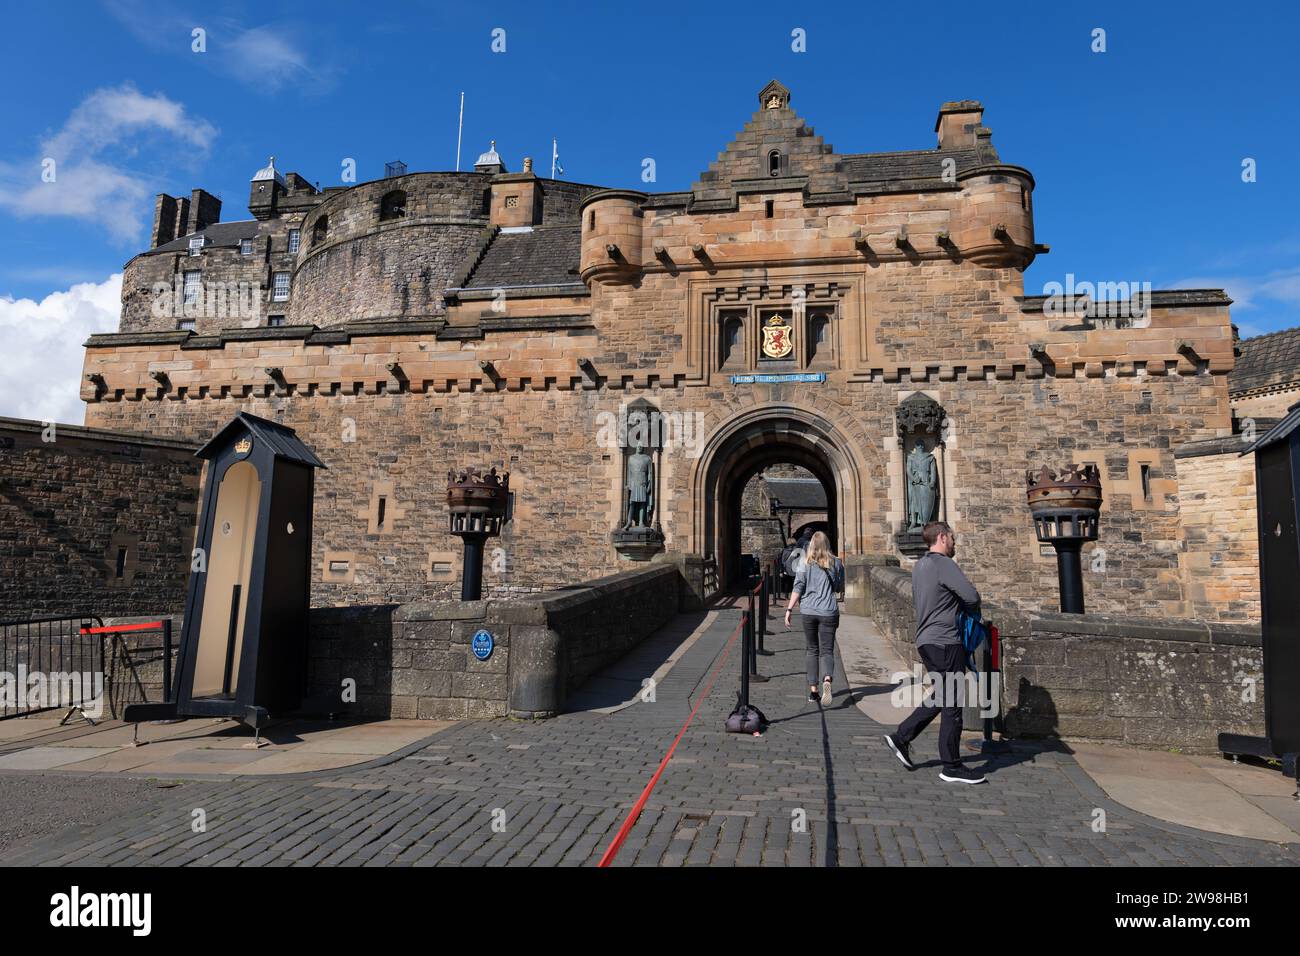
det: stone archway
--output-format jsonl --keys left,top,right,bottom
{"left": 689, "top": 405, "right": 872, "bottom": 587}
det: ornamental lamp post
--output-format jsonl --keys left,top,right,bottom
{"left": 446, "top": 466, "right": 510, "bottom": 601}
{"left": 1025, "top": 463, "right": 1103, "bottom": 614}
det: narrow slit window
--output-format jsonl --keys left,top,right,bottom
{"left": 377, "top": 495, "right": 387, "bottom": 530}
{"left": 1140, "top": 464, "right": 1152, "bottom": 501}
{"left": 768, "top": 151, "right": 780, "bottom": 177}
{"left": 721, "top": 314, "right": 744, "bottom": 366}
{"left": 115, "top": 546, "right": 127, "bottom": 579}
{"left": 765, "top": 199, "right": 774, "bottom": 218}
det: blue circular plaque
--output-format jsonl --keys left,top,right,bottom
{"left": 471, "top": 629, "right": 495, "bottom": 661}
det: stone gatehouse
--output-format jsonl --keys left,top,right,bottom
{"left": 75, "top": 80, "right": 1263, "bottom": 622}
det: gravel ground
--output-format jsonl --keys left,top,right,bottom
{"left": 0, "top": 773, "right": 195, "bottom": 857}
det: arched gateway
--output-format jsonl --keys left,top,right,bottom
{"left": 690, "top": 405, "right": 873, "bottom": 587}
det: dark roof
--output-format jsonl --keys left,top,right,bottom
{"left": 765, "top": 478, "right": 827, "bottom": 510}
{"left": 195, "top": 411, "right": 327, "bottom": 468}
{"left": 152, "top": 220, "right": 260, "bottom": 255}
{"left": 1242, "top": 401, "right": 1300, "bottom": 455}
{"left": 461, "top": 224, "right": 583, "bottom": 290}
{"left": 1230, "top": 326, "right": 1300, "bottom": 394}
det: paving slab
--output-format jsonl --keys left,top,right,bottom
{"left": 1070, "top": 742, "right": 1300, "bottom": 844}
{"left": 0, "top": 746, "right": 119, "bottom": 770}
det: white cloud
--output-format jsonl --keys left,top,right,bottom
{"left": 0, "top": 274, "right": 122, "bottom": 424}
{"left": 227, "top": 26, "right": 315, "bottom": 90}
{"left": 0, "top": 84, "right": 216, "bottom": 242}
{"left": 105, "top": 1, "right": 329, "bottom": 92}
{"left": 43, "top": 84, "right": 216, "bottom": 158}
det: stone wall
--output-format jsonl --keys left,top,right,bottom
{"left": 80, "top": 320, "right": 1240, "bottom": 618}
{"left": 0, "top": 418, "right": 200, "bottom": 620}
{"left": 999, "top": 611, "right": 1262, "bottom": 754}
{"left": 864, "top": 564, "right": 1263, "bottom": 753}
{"left": 307, "top": 563, "right": 681, "bottom": 719}
{"left": 739, "top": 472, "right": 783, "bottom": 569}
{"left": 1174, "top": 436, "right": 1260, "bottom": 622}
{"left": 1232, "top": 387, "right": 1300, "bottom": 422}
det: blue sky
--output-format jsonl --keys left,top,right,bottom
{"left": 1, "top": 0, "right": 1297, "bottom": 421}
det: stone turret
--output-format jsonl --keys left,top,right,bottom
{"left": 249, "top": 156, "right": 287, "bottom": 220}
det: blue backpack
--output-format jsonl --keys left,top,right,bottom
{"left": 957, "top": 607, "right": 991, "bottom": 666}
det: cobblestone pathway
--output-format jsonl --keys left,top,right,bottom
{"left": 2, "top": 609, "right": 1295, "bottom": 866}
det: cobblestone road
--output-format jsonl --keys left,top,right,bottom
{"left": 2, "top": 609, "right": 1295, "bottom": 867}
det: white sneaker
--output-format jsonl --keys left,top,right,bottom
{"left": 820, "top": 678, "right": 833, "bottom": 706}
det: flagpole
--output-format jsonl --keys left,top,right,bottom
{"left": 456, "top": 92, "right": 465, "bottom": 171}
{"left": 552, "top": 138, "right": 557, "bottom": 180}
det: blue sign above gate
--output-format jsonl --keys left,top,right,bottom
{"left": 730, "top": 373, "right": 826, "bottom": 384}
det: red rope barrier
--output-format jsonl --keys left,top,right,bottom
{"left": 597, "top": 619, "right": 744, "bottom": 867}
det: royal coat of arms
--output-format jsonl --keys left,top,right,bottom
{"left": 761, "top": 314, "right": 794, "bottom": 359}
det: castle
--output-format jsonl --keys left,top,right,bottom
{"left": 62, "top": 80, "right": 1281, "bottom": 623}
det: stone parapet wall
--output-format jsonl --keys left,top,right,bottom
{"left": 307, "top": 563, "right": 681, "bottom": 720}
{"left": 865, "top": 564, "right": 1263, "bottom": 753}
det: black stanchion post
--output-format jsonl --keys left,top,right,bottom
{"left": 739, "top": 610, "right": 751, "bottom": 710}
{"left": 758, "top": 575, "right": 767, "bottom": 653}
{"left": 748, "top": 590, "right": 769, "bottom": 682}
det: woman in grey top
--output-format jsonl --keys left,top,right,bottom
{"left": 783, "top": 531, "right": 845, "bottom": 705}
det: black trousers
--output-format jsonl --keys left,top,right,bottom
{"left": 895, "top": 643, "right": 966, "bottom": 770}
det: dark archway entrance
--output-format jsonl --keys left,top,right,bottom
{"left": 721, "top": 451, "right": 837, "bottom": 588}
{"left": 691, "top": 406, "right": 869, "bottom": 591}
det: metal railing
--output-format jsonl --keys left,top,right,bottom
{"left": 702, "top": 555, "right": 719, "bottom": 596}
{"left": 0, "top": 613, "right": 103, "bottom": 720}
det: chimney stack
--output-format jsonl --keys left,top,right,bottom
{"left": 935, "top": 100, "right": 984, "bottom": 150}
{"left": 187, "top": 188, "right": 222, "bottom": 234}
{"left": 151, "top": 194, "right": 179, "bottom": 248}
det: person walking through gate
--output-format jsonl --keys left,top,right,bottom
{"left": 883, "top": 521, "right": 987, "bottom": 784}
{"left": 784, "top": 531, "right": 844, "bottom": 706}
{"left": 777, "top": 537, "right": 798, "bottom": 599}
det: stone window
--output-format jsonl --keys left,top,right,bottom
{"left": 272, "top": 272, "right": 291, "bottom": 301}
{"left": 177, "top": 318, "right": 196, "bottom": 332}
{"left": 188, "top": 236, "right": 204, "bottom": 257}
{"left": 182, "top": 270, "right": 202, "bottom": 305}
{"left": 808, "top": 311, "right": 831, "bottom": 363}
{"left": 240, "top": 238, "right": 253, "bottom": 256}
{"left": 287, "top": 228, "right": 300, "bottom": 254}
{"left": 768, "top": 150, "right": 781, "bottom": 177}
{"left": 379, "top": 190, "right": 407, "bottom": 221}
{"left": 720, "top": 311, "right": 745, "bottom": 367}
{"left": 104, "top": 533, "right": 139, "bottom": 585}
{"left": 312, "top": 215, "right": 329, "bottom": 246}
{"left": 267, "top": 314, "right": 285, "bottom": 327}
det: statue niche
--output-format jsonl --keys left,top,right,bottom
{"left": 611, "top": 401, "right": 666, "bottom": 561}
{"left": 895, "top": 392, "right": 947, "bottom": 558}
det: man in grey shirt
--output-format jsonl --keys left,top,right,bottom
{"left": 883, "top": 521, "right": 987, "bottom": 784}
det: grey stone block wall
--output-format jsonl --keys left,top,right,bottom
{"left": 866, "top": 564, "right": 1265, "bottom": 753}
{"left": 307, "top": 563, "right": 681, "bottom": 720}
